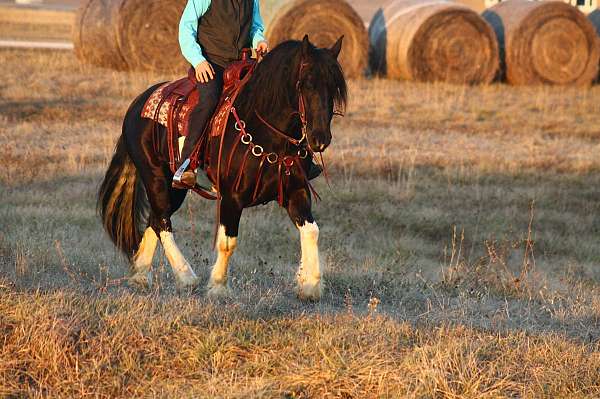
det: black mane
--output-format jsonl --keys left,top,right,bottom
{"left": 237, "top": 40, "right": 348, "bottom": 119}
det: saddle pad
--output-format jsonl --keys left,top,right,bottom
{"left": 141, "top": 82, "right": 197, "bottom": 137}
{"left": 138, "top": 57, "right": 256, "bottom": 175}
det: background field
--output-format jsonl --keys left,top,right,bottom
{"left": 0, "top": 0, "right": 384, "bottom": 42}
{"left": 1, "top": 4, "right": 600, "bottom": 398}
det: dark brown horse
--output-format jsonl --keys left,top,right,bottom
{"left": 98, "top": 36, "right": 347, "bottom": 301}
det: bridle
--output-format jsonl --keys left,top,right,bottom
{"left": 225, "top": 57, "right": 324, "bottom": 205}
{"left": 251, "top": 58, "right": 333, "bottom": 185}
{"left": 254, "top": 59, "right": 310, "bottom": 149}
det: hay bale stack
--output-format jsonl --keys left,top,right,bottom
{"left": 369, "top": 0, "right": 499, "bottom": 84}
{"left": 266, "top": 0, "right": 369, "bottom": 78}
{"left": 73, "top": 0, "right": 127, "bottom": 70}
{"left": 73, "top": 0, "right": 188, "bottom": 73}
{"left": 483, "top": 0, "right": 599, "bottom": 86}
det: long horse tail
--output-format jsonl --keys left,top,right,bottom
{"left": 98, "top": 135, "right": 148, "bottom": 260}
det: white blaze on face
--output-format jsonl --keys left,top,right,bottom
{"left": 297, "top": 221, "right": 321, "bottom": 289}
{"left": 209, "top": 225, "right": 237, "bottom": 288}
{"left": 159, "top": 231, "right": 198, "bottom": 289}
{"left": 133, "top": 227, "right": 159, "bottom": 273}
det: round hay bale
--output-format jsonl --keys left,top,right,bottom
{"left": 369, "top": 0, "right": 499, "bottom": 84}
{"left": 72, "top": 0, "right": 127, "bottom": 70}
{"left": 260, "top": 0, "right": 287, "bottom": 25}
{"left": 483, "top": 0, "right": 599, "bottom": 86}
{"left": 266, "top": 0, "right": 369, "bottom": 78}
{"left": 116, "top": 0, "right": 188, "bottom": 73}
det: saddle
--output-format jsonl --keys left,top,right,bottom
{"left": 141, "top": 50, "right": 257, "bottom": 174}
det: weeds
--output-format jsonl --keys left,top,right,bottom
{"left": 1, "top": 30, "right": 600, "bottom": 397}
{"left": 439, "top": 201, "right": 547, "bottom": 302}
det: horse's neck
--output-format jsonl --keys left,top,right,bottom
{"left": 238, "top": 67, "right": 302, "bottom": 140}
{"left": 265, "top": 110, "right": 301, "bottom": 135}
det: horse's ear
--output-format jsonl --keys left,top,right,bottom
{"left": 330, "top": 35, "right": 344, "bottom": 59}
{"left": 301, "top": 34, "right": 310, "bottom": 57}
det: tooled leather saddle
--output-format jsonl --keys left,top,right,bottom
{"left": 141, "top": 49, "right": 257, "bottom": 175}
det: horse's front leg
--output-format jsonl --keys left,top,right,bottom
{"left": 287, "top": 188, "right": 322, "bottom": 301}
{"left": 207, "top": 198, "right": 242, "bottom": 298}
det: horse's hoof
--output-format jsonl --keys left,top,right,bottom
{"left": 128, "top": 272, "right": 152, "bottom": 291}
{"left": 175, "top": 274, "right": 200, "bottom": 293}
{"left": 296, "top": 280, "right": 323, "bottom": 302}
{"left": 206, "top": 283, "right": 232, "bottom": 299}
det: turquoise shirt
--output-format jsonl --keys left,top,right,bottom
{"left": 179, "top": 0, "right": 266, "bottom": 67}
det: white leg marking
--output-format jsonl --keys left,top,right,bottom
{"left": 296, "top": 221, "right": 322, "bottom": 301}
{"left": 129, "top": 227, "right": 158, "bottom": 289}
{"left": 207, "top": 225, "right": 237, "bottom": 298}
{"left": 159, "top": 231, "right": 199, "bottom": 291}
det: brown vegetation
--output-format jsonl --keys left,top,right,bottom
{"left": 2, "top": 290, "right": 600, "bottom": 397}
{"left": 2, "top": 12, "right": 600, "bottom": 398}
{"left": 0, "top": 7, "right": 73, "bottom": 42}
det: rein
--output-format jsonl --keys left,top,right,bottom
{"left": 254, "top": 61, "right": 310, "bottom": 148}
{"left": 251, "top": 59, "right": 329, "bottom": 195}
{"left": 229, "top": 106, "right": 320, "bottom": 206}
{"left": 215, "top": 58, "right": 322, "bottom": 206}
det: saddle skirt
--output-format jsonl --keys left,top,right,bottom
{"left": 141, "top": 77, "right": 198, "bottom": 137}
{"left": 140, "top": 50, "right": 257, "bottom": 173}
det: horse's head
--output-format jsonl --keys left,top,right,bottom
{"left": 297, "top": 35, "right": 347, "bottom": 153}
{"left": 237, "top": 37, "right": 347, "bottom": 153}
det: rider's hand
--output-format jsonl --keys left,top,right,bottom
{"left": 256, "top": 41, "right": 269, "bottom": 56}
{"left": 195, "top": 61, "right": 214, "bottom": 83}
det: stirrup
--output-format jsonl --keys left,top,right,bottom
{"left": 173, "top": 158, "right": 191, "bottom": 183}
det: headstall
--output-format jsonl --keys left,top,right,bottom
{"left": 221, "top": 59, "right": 321, "bottom": 206}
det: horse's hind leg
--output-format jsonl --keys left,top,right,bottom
{"left": 150, "top": 188, "right": 200, "bottom": 292}
{"left": 287, "top": 189, "right": 322, "bottom": 301}
{"left": 207, "top": 199, "right": 242, "bottom": 298}
{"left": 136, "top": 163, "right": 199, "bottom": 291}
{"left": 122, "top": 91, "right": 198, "bottom": 292}
{"left": 129, "top": 227, "right": 159, "bottom": 289}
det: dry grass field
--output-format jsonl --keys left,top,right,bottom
{"left": 0, "top": 7, "right": 74, "bottom": 41}
{"left": 2, "top": 7, "right": 600, "bottom": 398}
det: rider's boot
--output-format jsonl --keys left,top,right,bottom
{"left": 172, "top": 159, "right": 213, "bottom": 191}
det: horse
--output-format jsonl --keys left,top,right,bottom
{"left": 98, "top": 35, "right": 347, "bottom": 301}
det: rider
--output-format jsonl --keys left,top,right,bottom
{"left": 174, "top": 0, "right": 269, "bottom": 189}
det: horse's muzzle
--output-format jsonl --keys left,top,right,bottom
{"left": 308, "top": 130, "right": 331, "bottom": 153}
{"left": 309, "top": 142, "right": 330, "bottom": 153}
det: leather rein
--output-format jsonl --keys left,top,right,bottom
{"left": 254, "top": 60, "right": 310, "bottom": 148}
{"left": 217, "top": 58, "right": 321, "bottom": 206}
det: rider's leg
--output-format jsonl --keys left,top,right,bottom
{"left": 173, "top": 63, "right": 225, "bottom": 189}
